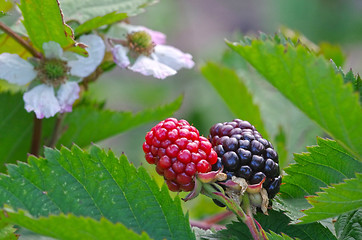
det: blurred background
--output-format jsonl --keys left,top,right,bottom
{"left": 87, "top": 0, "right": 362, "bottom": 217}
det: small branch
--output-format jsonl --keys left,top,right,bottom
{"left": 0, "top": 21, "right": 42, "bottom": 58}
{"left": 203, "top": 211, "right": 233, "bottom": 225}
{"left": 30, "top": 116, "right": 42, "bottom": 156}
{"left": 47, "top": 113, "right": 65, "bottom": 148}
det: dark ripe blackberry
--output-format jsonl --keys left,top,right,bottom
{"left": 267, "top": 176, "right": 282, "bottom": 198}
{"left": 222, "top": 151, "right": 239, "bottom": 171}
{"left": 250, "top": 172, "right": 266, "bottom": 185}
{"left": 250, "top": 155, "right": 265, "bottom": 171}
{"left": 213, "top": 145, "right": 225, "bottom": 157}
{"left": 237, "top": 148, "right": 252, "bottom": 165}
{"left": 208, "top": 119, "right": 282, "bottom": 199}
{"left": 212, "top": 158, "right": 222, "bottom": 171}
{"left": 236, "top": 165, "right": 252, "bottom": 180}
{"left": 222, "top": 137, "right": 239, "bottom": 152}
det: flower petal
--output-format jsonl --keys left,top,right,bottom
{"left": 119, "top": 23, "right": 166, "bottom": 44}
{"left": 56, "top": 81, "right": 80, "bottom": 113}
{"left": 23, "top": 84, "right": 60, "bottom": 119}
{"left": 0, "top": 53, "right": 36, "bottom": 85}
{"left": 129, "top": 55, "right": 176, "bottom": 79}
{"left": 112, "top": 44, "right": 130, "bottom": 68}
{"left": 68, "top": 34, "right": 105, "bottom": 78}
{"left": 43, "top": 41, "right": 64, "bottom": 59}
{"left": 153, "top": 45, "right": 195, "bottom": 71}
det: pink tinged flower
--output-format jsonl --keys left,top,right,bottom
{"left": 153, "top": 45, "right": 195, "bottom": 70}
{"left": 0, "top": 53, "right": 37, "bottom": 85}
{"left": 68, "top": 34, "right": 106, "bottom": 78}
{"left": 56, "top": 81, "right": 80, "bottom": 113}
{"left": 128, "top": 55, "right": 177, "bottom": 79}
{"left": 112, "top": 45, "right": 130, "bottom": 68}
{"left": 119, "top": 23, "right": 166, "bottom": 44}
{"left": 23, "top": 84, "right": 61, "bottom": 119}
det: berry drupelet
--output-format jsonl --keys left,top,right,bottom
{"left": 209, "top": 119, "right": 282, "bottom": 199}
{"left": 143, "top": 118, "right": 217, "bottom": 192}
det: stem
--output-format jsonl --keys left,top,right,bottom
{"left": 242, "top": 194, "right": 268, "bottom": 240}
{"left": 47, "top": 113, "right": 65, "bottom": 148}
{"left": 0, "top": 22, "right": 42, "bottom": 58}
{"left": 30, "top": 116, "right": 42, "bottom": 156}
{"left": 203, "top": 211, "right": 233, "bottom": 225}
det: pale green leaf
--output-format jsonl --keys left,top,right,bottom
{"left": 19, "top": 0, "right": 87, "bottom": 55}
{"left": 227, "top": 35, "right": 362, "bottom": 160}
{"left": 0, "top": 145, "right": 195, "bottom": 240}
{"left": 266, "top": 231, "right": 296, "bottom": 240}
{"left": 200, "top": 62, "right": 268, "bottom": 138}
{"left": 0, "top": 34, "right": 31, "bottom": 57}
{"left": 74, "top": 12, "right": 127, "bottom": 36}
{"left": 0, "top": 92, "right": 181, "bottom": 170}
{"left": 335, "top": 209, "right": 362, "bottom": 240}
{"left": 274, "top": 126, "right": 288, "bottom": 169}
{"left": 59, "top": 0, "right": 158, "bottom": 23}
{"left": 1, "top": 210, "right": 150, "bottom": 240}
{"left": 53, "top": 95, "right": 183, "bottom": 147}
{"left": 300, "top": 174, "right": 362, "bottom": 223}
{"left": 217, "top": 210, "right": 336, "bottom": 240}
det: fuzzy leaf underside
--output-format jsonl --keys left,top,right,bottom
{"left": 201, "top": 62, "right": 268, "bottom": 138}
{"left": 0, "top": 145, "right": 194, "bottom": 240}
{"left": 0, "top": 92, "right": 181, "bottom": 170}
{"left": 0, "top": 210, "right": 151, "bottom": 240}
{"left": 335, "top": 209, "right": 362, "bottom": 240}
{"left": 59, "top": 0, "right": 157, "bottom": 23}
{"left": 217, "top": 210, "right": 336, "bottom": 240}
{"left": 227, "top": 35, "right": 362, "bottom": 160}
{"left": 19, "top": 0, "right": 87, "bottom": 55}
{"left": 300, "top": 174, "right": 362, "bottom": 223}
{"left": 74, "top": 12, "right": 128, "bottom": 36}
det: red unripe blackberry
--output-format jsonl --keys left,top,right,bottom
{"left": 209, "top": 119, "right": 282, "bottom": 199}
{"left": 143, "top": 118, "right": 216, "bottom": 192}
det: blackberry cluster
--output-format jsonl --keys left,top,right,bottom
{"left": 143, "top": 118, "right": 218, "bottom": 192}
{"left": 209, "top": 119, "right": 282, "bottom": 199}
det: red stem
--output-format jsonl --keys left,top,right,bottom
{"left": 245, "top": 216, "right": 262, "bottom": 240}
{"left": 204, "top": 211, "right": 233, "bottom": 225}
{"left": 189, "top": 220, "right": 226, "bottom": 231}
{"left": 30, "top": 116, "right": 42, "bottom": 156}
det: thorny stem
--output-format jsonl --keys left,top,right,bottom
{"left": 0, "top": 22, "right": 42, "bottom": 58}
{"left": 30, "top": 116, "right": 42, "bottom": 156}
{"left": 203, "top": 210, "right": 233, "bottom": 225}
{"left": 189, "top": 220, "right": 226, "bottom": 231}
{"left": 202, "top": 183, "right": 267, "bottom": 240}
{"left": 47, "top": 113, "right": 65, "bottom": 148}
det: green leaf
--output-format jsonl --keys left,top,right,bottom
{"left": 227, "top": 34, "right": 362, "bottom": 160}
{"left": 0, "top": 220, "right": 17, "bottom": 240}
{"left": 0, "top": 0, "right": 13, "bottom": 13}
{"left": 335, "top": 209, "right": 362, "bottom": 240}
{"left": 217, "top": 210, "right": 336, "bottom": 240}
{"left": 274, "top": 126, "right": 288, "bottom": 169}
{"left": 266, "top": 231, "right": 296, "bottom": 240}
{"left": 19, "top": 0, "right": 87, "bottom": 55}
{"left": 318, "top": 42, "right": 345, "bottom": 67}
{"left": 0, "top": 92, "right": 33, "bottom": 172}
{"left": 0, "top": 145, "right": 195, "bottom": 240}
{"left": 0, "top": 209, "right": 150, "bottom": 240}
{"left": 281, "top": 138, "right": 362, "bottom": 199}
{"left": 200, "top": 62, "right": 268, "bottom": 138}
{"left": 0, "top": 92, "right": 181, "bottom": 170}
{"left": 0, "top": 34, "right": 31, "bottom": 57}
{"left": 300, "top": 174, "right": 362, "bottom": 223}
{"left": 74, "top": 12, "right": 127, "bottom": 37}
{"left": 52, "top": 95, "right": 183, "bottom": 148}
{"left": 59, "top": 0, "right": 157, "bottom": 23}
